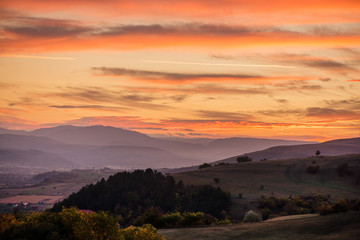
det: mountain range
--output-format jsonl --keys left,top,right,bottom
{"left": 0, "top": 125, "right": 358, "bottom": 171}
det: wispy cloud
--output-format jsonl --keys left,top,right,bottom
{"left": 92, "top": 67, "right": 263, "bottom": 83}
{"left": 196, "top": 110, "right": 253, "bottom": 120}
{"left": 1, "top": 54, "right": 76, "bottom": 60}
{"left": 306, "top": 107, "right": 359, "bottom": 118}
{"left": 47, "top": 86, "right": 171, "bottom": 110}
{"left": 141, "top": 60, "right": 295, "bottom": 68}
{"left": 48, "top": 104, "right": 130, "bottom": 111}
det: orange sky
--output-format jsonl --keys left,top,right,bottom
{"left": 1, "top": 0, "right": 360, "bottom": 141}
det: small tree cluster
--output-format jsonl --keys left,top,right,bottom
{"left": 133, "top": 209, "right": 230, "bottom": 228}
{"left": 318, "top": 198, "right": 360, "bottom": 215}
{"left": 258, "top": 194, "right": 331, "bottom": 216}
{"left": 214, "top": 162, "right": 230, "bottom": 167}
{"left": 237, "top": 155, "right": 252, "bottom": 163}
{"left": 199, "top": 163, "right": 212, "bottom": 169}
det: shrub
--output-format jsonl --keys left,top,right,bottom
{"left": 336, "top": 163, "right": 353, "bottom": 177}
{"left": 214, "top": 178, "right": 220, "bottom": 184}
{"left": 0, "top": 208, "right": 165, "bottom": 240}
{"left": 306, "top": 165, "right": 320, "bottom": 174}
{"left": 332, "top": 199, "right": 349, "bottom": 213}
{"left": 243, "top": 210, "right": 262, "bottom": 223}
{"left": 237, "top": 155, "right": 252, "bottom": 163}
{"left": 318, "top": 204, "right": 334, "bottom": 215}
{"left": 353, "top": 199, "right": 360, "bottom": 211}
{"left": 120, "top": 224, "right": 165, "bottom": 240}
{"left": 159, "top": 212, "right": 182, "bottom": 227}
{"left": 214, "top": 218, "right": 231, "bottom": 225}
{"left": 199, "top": 163, "right": 212, "bottom": 169}
{"left": 181, "top": 212, "right": 205, "bottom": 226}
{"left": 215, "top": 162, "right": 229, "bottom": 166}
{"left": 260, "top": 208, "right": 272, "bottom": 220}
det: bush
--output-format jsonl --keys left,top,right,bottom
{"left": 237, "top": 156, "right": 252, "bottom": 163}
{"left": 332, "top": 199, "right": 349, "bottom": 213}
{"left": 243, "top": 210, "right": 262, "bottom": 223}
{"left": 120, "top": 224, "right": 165, "bottom": 240}
{"left": 0, "top": 208, "right": 165, "bottom": 240}
{"left": 181, "top": 212, "right": 205, "bottom": 226}
{"left": 260, "top": 208, "right": 272, "bottom": 220}
{"left": 336, "top": 163, "right": 353, "bottom": 177}
{"left": 199, "top": 163, "right": 212, "bottom": 169}
{"left": 318, "top": 204, "right": 334, "bottom": 215}
{"left": 306, "top": 165, "right": 320, "bottom": 174}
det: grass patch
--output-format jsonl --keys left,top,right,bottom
{"left": 160, "top": 211, "right": 360, "bottom": 240}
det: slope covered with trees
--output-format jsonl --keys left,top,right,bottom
{"left": 52, "top": 169, "right": 231, "bottom": 225}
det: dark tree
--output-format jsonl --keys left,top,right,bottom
{"left": 199, "top": 163, "right": 211, "bottom": 169}
{"left": 236, "top": 155, "right": 252, "bottom": 163}
{"left": 316, "top": 150, "right": 321, "bottom": 156}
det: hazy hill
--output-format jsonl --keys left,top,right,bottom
{"left": 202, "top": 137, "right": 314, "bottom": 160}
{"left": 0, "top": 133, "right": 196, "bottom": 170}
{"left": 28, "top": 125, "right": 313, "bottom": 162}
{"left": 0, "top": 134, "right": 63, "bottom": 150}
{"left": 4, "top": 125, "right": 354, "bottom": 172}
{"left": 0, "top": 149, "right": 77, "bottom": 170}
{"left": 216, "top": 137, "right": 360, "bottom": 163}
{"left": 30, "top": 125, "right": 155, "bottom": 146}
{"left": 0, "top": 127, "right": 27, "bottom": 135}
{"left": 60, "top": 145, "right": 196, "bottom": 169}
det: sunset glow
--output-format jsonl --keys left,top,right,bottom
{"left": 1, "top": 0, "right": 360, "bottom": 141}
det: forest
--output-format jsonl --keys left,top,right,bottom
{"left": 52, "top": 169, "right": 232, "bottom": 226}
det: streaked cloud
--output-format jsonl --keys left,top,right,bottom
{"left": 48, "top": 104, "right": 131, "bottom": 111}
{"left": 1, "top": 55, "right": 76, "bottom": 60}
{"left": 92, "top": 67, "right": 263, "bottom": 83}
{"left": 306, "top": 107, "right": 359, "bottom": 118}
{"left": 196, "top": 110, "right": 253, "bottom": 120}
{"left": 47, "top": 86, "right": 171, "bottom": 110}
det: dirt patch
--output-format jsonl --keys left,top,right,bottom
{"left": 0, "top": 195, "right": 64, "bottom": 204}
{"left": 266, "top": 213, "right": 319, "bottom": 222}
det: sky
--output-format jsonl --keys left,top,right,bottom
{"left": 0, "top": 0, "right": 360, "bottom": 141}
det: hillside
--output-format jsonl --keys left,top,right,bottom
{"left": 173, "top": 154, "right": 360, "bottom": 219}
{"left": 61, "top": 145, "right": 196, "bottom": 169}
{"left": 0, "top": 125, "right": 317, "bottom": 171}
{"left": 28, "top": 125, "right": 313, "bottom": 161}
{"left": 0, "top": 149, "right": 77, "bottom": 170}
{"left": 216, "top": 137, "right": 360, "bottom": 164}
{"left": 160, "top": 211, "right": 360, "bottom": 240}
{"left": 0, "top": 134, "right": 196, "bottom": 170}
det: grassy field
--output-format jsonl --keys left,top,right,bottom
{"left": 160, "top": 211, "right": 360, "bottom": 240}
{"left": 173, "top": 154, "right": 360, "bottom": 219}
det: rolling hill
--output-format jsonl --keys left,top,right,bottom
{"left": 28, "top": 125, "right": 313, "bottom": 162}
{"left": 215, "top": 137, "right": 360, "bottom": 164}
{"left": 1, "top": 125, "right": 358, "bottom": 172}
{"left": 173, "top": 154, "right": 360, "bottom": 219}
{"left": 0, "top": 149, "right": 77, "bottom": 170}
